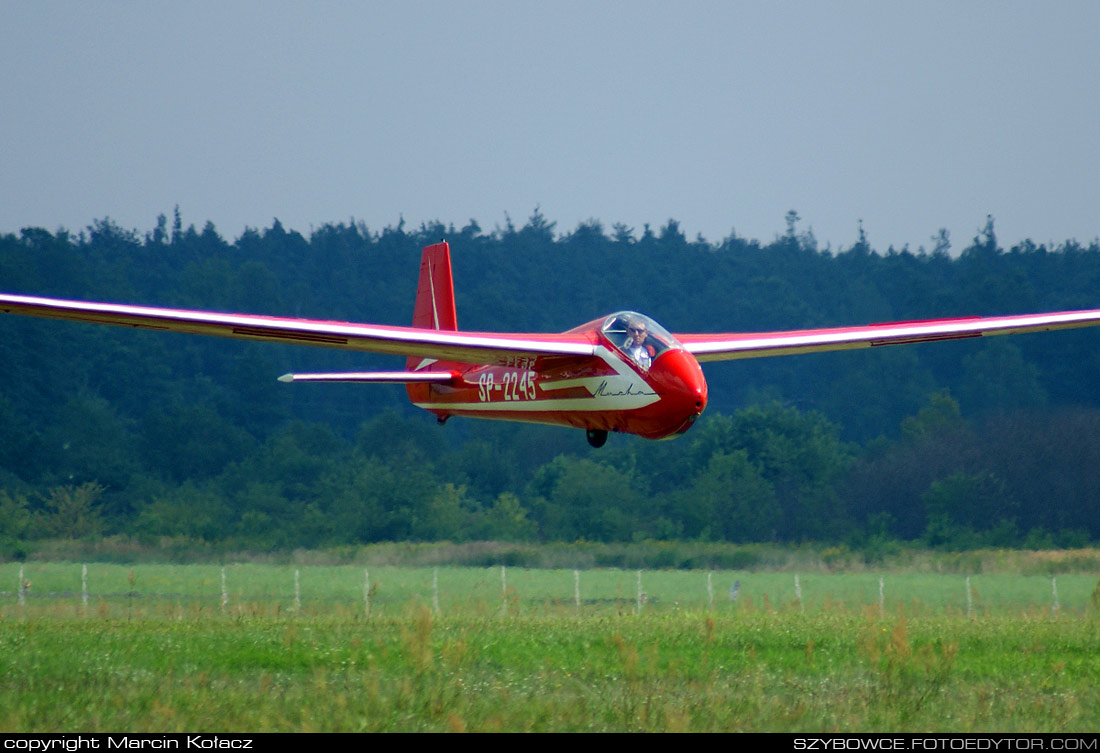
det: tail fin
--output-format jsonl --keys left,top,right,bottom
{"left": 411, "top": 241, "right": 457, "bottom": 331}
{"left": 406, "top": 242, "right": 457, "bottom": 382}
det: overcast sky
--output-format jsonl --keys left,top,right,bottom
{"left": 2, "top": 1, "right": 1098, "bottom": 251}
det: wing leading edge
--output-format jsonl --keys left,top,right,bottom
{"left": 676, "top": 309, "right": 1100, "bottom": 362}
{"left": 0, "top": 293, "right": 594, "bottom": 366}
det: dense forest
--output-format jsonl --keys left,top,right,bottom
{"left": 2, "top": 210, "right": 1099, "bottom": 554}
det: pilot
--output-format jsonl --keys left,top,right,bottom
{"left": 623, "top": 316, "right": 655, "bottom": 371}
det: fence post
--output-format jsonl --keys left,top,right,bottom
{"left": 294, "top": 569, "right": 301, "bottom": 613}
{"left": 221, "top": 567, "right": 228, "bottom": 614}
{"left": 364, "top": 568, "right": 371, "bottom": 618}
{"left": 707, "top": 571, "right": 714, "bottom": 611}
{"left": 82, "top": 564, "right": 88, "bottom": 616}
{"left": 878, "top": 576, "right": 885, "bottom": 618}
{"left": 636, "top": 570, "right": 643, "bottom": 615}
{"left": 574, "top": 569, "right": 580, "bottom": 613}
{"left": 432, "top": 567, "right": 440, "bottom": 615}
{"left": 795, "top": 574, "right": 804, "bottom": 613}
{"left": 18, "top": 565, "right": 25, "bottom": 609}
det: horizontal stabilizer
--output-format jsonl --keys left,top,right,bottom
{"left": 277, "top": 371, "right": 457, "bottom": 384}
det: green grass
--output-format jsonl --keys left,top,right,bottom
{"left": 1, "top": 563, "right": 1098, "bottom": 731}
{"left": 1, "top": 609, "right": 1097, "bottom": 732}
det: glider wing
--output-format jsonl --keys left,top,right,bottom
{"left": 0, "top": 294, "right": 594, "bottom": 367}
{"left": 676, "top": 309, "right": 1100, "bottom": 363}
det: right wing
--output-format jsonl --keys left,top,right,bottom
{"left": 0, "top": 293, "right": 595, "bottom": 367}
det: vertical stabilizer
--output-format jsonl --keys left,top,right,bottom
{"left": 411, "top": 241, "right": 457, "bottom": 331}
{"left": 407, "top": 242, "right": 457, "bottom": 388}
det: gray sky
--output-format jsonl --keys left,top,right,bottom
{"left": 2, "top": 1, "right": 1098, "bottom": 251}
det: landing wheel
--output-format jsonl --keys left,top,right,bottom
{"left": 586, "top": 429, "right": 608, "bottom": 448}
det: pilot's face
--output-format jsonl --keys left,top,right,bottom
{"left": 627, "top": 324, "right": 648, "bottom": 346}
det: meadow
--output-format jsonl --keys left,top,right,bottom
{"left": 1, "top": 562, "right": 1098, "bottom": 732}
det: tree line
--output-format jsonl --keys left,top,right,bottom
{"left": 1, "top": 211, "right": 1098, "bottom": 553}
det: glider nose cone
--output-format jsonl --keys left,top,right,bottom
{"left": 648, "top": 349, "right": 708, "bottom": 435}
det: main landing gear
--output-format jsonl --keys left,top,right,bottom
{"left": 586, "top": 429, "right": 608, "bottom": 448}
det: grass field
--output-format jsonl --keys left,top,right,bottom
{"left": 1, "top": 562, "right": 1098, "bottom": 732}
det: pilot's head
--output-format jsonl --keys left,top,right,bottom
{"left": 624, "top": 316, "right": 648, "bottom": 347}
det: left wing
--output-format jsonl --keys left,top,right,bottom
{"left": 0, "top": 293, "right": 594, "bottom": 367}
{"left": 676, "top": 308, "right": 1100, "bottom": 362}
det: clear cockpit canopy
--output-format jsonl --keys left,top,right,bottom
{"left": 602, "top": 312, "right": 683, "bottom": 368}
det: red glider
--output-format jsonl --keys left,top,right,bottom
{"left": 5, "top": 241, "right": 1100, "bottom": 447}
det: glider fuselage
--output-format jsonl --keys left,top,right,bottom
{"left": 405, "top": 315, "right": 708, "bottom": 440}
